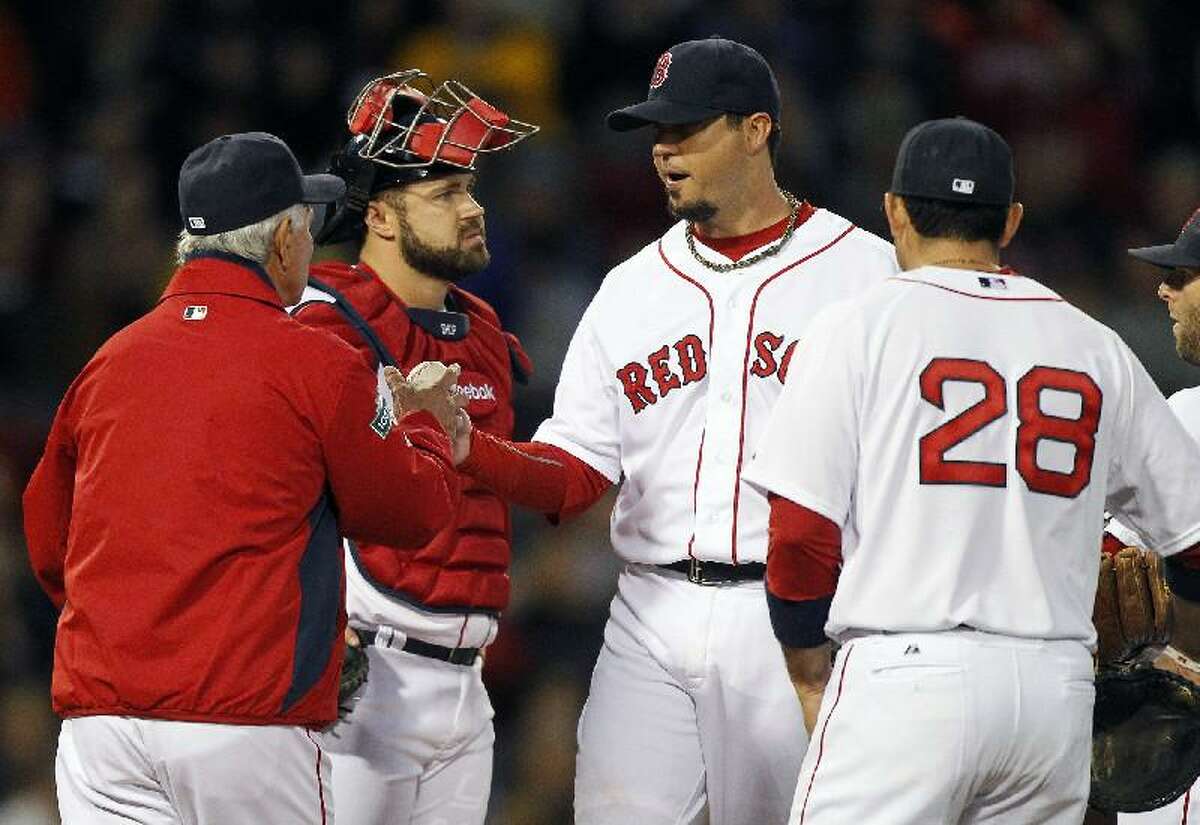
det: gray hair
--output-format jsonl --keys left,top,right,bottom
{"left": 175, "top": 204, "right": 309, "bottom": 266}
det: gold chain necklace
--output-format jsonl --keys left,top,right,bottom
{"left": 685, "top": 192, "right": 800, "bottom": 273}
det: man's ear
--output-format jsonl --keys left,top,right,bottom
{"left": 364, "top": 198, "right": 398, "bottom": 241}
{"left": 883, "top": 192, "right": 910, "bottom": 240}
{"left": 741, "top": 112, "right": 774, "bottom": 156}
{"left": 999, "top": 202, "right": 1024, "bottom": 249}
{"left": 271, "top": 215, "right": 293, "bottom": 262}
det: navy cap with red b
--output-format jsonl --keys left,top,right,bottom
{"left": 606, "top": 37, "right": 781, "bottom": 132}
{"left": 179, "top": 132, "right": 345, "bottom": 236}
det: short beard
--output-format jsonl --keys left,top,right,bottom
{"left": 1177, "top": 318, "right": 1200, "bottom": 366}
{"left": 669, "top": 198, "right": 718, "bottom": 224}
{"left": 397, "top": 213, "right": 489, "bottom": 283}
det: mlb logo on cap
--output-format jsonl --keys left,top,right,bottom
{"left": 183, "top": 305, "right": 208, "bottom": 321}
{"left": 188, "top": 217, "right": 206, "bottom": 230}
{"left": 952, "top": 178, "right": 976, "bottom": 195}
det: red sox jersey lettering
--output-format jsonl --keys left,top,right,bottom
{"left": 618, "top": 330, "right": 801, "bottom": 413}
{"left": 535, "top": 209, "right": 898, "bottom": 565}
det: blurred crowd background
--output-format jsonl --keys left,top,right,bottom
{"left": 1, "top": 0, "right": 1198, "bottom": 822}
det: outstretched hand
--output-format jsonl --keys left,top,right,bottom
{"left": 384, "top": 362, "right": 467, "bottom": 439}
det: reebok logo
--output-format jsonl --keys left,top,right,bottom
{"left": 456, "top": 383, "right": 496, "bottom": 402}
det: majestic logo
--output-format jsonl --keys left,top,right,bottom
{"left": 951, "top": 178, "right": 976, "bottom": 195}
{"left": 182, "top": 305, "right": 208, "bottom": 321}
{"left": 649, "top": 52, "right": 672, "bottom": 89}
{"left": 187, "top": 217, "right": 206, "bottom": 230}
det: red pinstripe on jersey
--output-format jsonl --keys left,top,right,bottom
{"left": 732, "top": 220, "right": 854, "bottom": 562}
{"left": 657, "top": 242, "right": 716, "bottom": 562}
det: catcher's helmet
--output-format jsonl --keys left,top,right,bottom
{"left": 316, "top": 70, "right": 538, "bottom": 245}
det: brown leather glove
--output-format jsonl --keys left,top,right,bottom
{"left": 1093, "top": 547, "right": 1172, "bottom": 667}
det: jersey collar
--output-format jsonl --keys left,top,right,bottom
{"left": 351, "top": 260, "right": 471, "bottom": 340}
{"left": 892, "top": 265, "right": 1062, "bottom": 301}
{"left": 161, "top": 253, "right": 284, "bottom": 310}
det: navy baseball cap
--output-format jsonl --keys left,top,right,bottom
{"left": 606, "top": 37, "right": 781, "bottom": 131}
{"left": 1129, "top": 208, "right": 1200, "bottom": 269}
{"left": 179, "top": 132, "right": 346, "bottom": 236}
{"left": 891, "top": 117, "right": 1014, "bottom": 206}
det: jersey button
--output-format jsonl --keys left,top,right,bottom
{"left": 726, "top": 296, "right": 737, "bottom": 309}
{"left": 720, "top": 389, "right": 733, "bottom": 403}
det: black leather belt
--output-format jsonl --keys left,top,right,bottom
{"left": 657, "top": 559, "right": 766, "bottom": 586}
{"left": 355, "top": 628, "right": 480, "bottom": 666}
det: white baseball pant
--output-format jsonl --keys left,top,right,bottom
{"left": 56, "top": 715, "right": 332, "bottom": 823}
{"left": 323, "top": 640, "right": 494, "bottom": 825}
{"left": 574, "top": 564, "right": 808, "bottom": 825}
{"left": 792, "top": 629, "right": 1094, "bottom": 824}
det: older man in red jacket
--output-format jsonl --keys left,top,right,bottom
{"left": 23, "top": 132, "right": 462, "bottom": 824}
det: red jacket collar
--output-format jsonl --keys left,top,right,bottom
{"left": 160, "top": 253, "right": 284, "bottom": 310}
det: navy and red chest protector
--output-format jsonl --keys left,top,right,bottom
{"left": 297, "top": 261, "right": 532, "bottom": 613}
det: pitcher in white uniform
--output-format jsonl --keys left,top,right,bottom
{"left": 453, "top": 37, "right": 897, "bottom": 825}
{"left": 745, "top": 118, "right": 1200, "bottom": 825}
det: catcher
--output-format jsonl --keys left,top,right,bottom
{"left": 1087, "top": 208, "right": 1200, "bottom": 824}
{"left": 291, "top": 70, "right": 536, "bottom": 824}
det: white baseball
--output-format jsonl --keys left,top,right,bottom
{"left": 405, "top": 361, "right": 460, "bottom": 391}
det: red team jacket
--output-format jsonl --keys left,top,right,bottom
{"left": 294, "top": 261, "right": 529, "bottom": 613}
{"left": 22, "top": 254, "right": 460, "bottom": 727}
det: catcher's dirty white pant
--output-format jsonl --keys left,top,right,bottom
{"left": 1121, "top": 784, "right": 1197, "bottom": 823}
{"left": 575, "top": 564, "right": 808, "bottom": 825}
{"left": 792, "top": 629, "right": 1094, "bottom": 824}
{"left": 323, "top": 639, "right": 494, "bottom": 825}
{"left": 56, "top": 715, "right": 332, "bottom": 824}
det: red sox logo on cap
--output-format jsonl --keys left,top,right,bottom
{"left": 1180, "top": 206, "right": 1200, "bottom": 239}
{"left": 649, "top": 52, "right": 672, "bottom": 89}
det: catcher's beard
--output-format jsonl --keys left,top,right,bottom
{"left": 1176, "top": 306, "right": 1200, "bottom": 365}
{"left": 397, "top": 213, "right": 490, "bottom": 283}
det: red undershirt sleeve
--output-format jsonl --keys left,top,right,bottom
{"left": 765, "top": 493, "right": 843, "bottom": 649}
{"left": 459, "top": 428, "right": 612, "bottom": 522}
{"left": 1101, "top": 532, "right": 1125, "bottom": 557}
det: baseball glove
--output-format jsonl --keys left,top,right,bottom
{"left": 338, "top": 641, "right": 369, "bottom": 718}
{"left": 1093, "top": 547, "right": 1172, "bottom": 667}
{"left": 1090, "top": 667, "right": 1200, "bottom": 812}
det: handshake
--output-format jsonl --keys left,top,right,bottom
{"left": 384, "top": 361, "right": 472, "bottom": 464}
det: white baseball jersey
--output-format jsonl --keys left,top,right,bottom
{"left": 745, "top": 265, "right": 1200, "bottom": 646}
{"left": 534, "top": 208, "right": 898, "bottom": 564}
